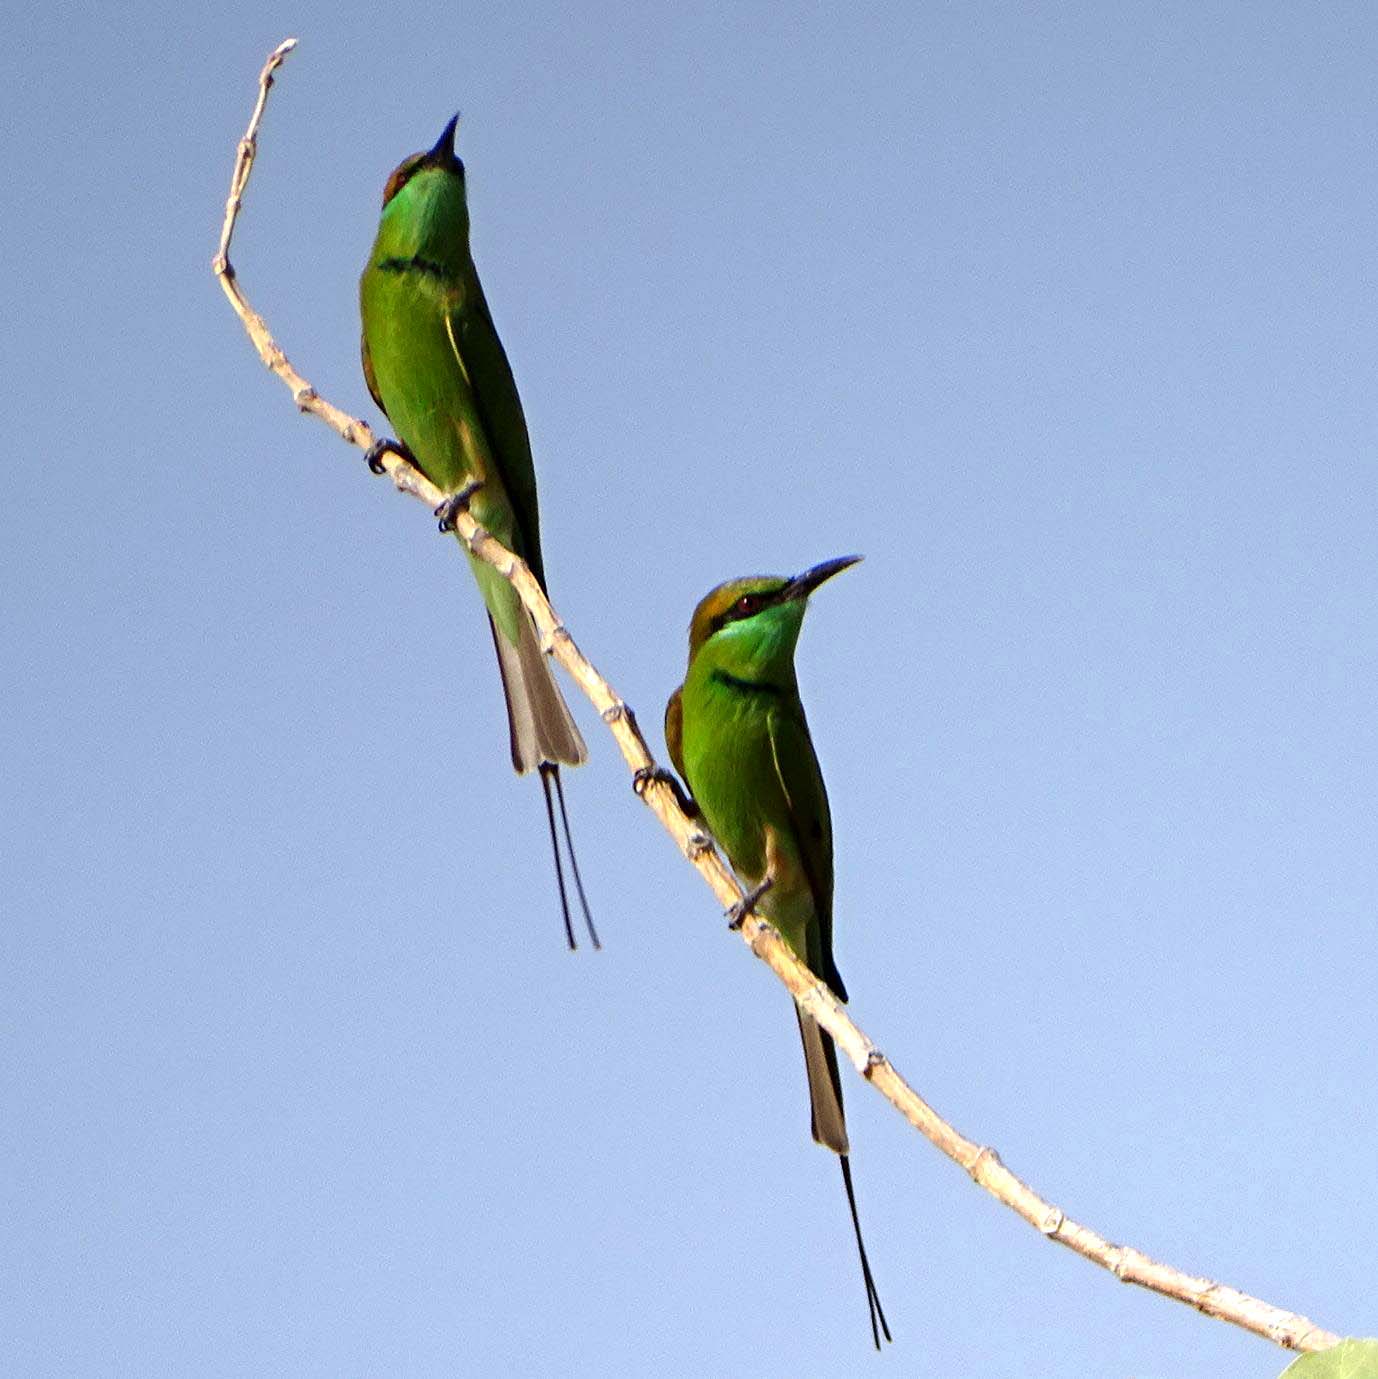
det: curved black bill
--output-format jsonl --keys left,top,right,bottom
{"left": 782, "top": 554, "right": 863, "bottom": 602}
{"left": 427, "top": 113, "right": 460, "bottom": 165}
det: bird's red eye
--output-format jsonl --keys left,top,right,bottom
{"left": 735, "top": 594, "right": 760, "bottom": 616}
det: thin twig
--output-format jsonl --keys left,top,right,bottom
{"left": 214, "top": 39, "right": 1343, "bottom": 1358}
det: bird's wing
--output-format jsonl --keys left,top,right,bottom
{"left": 447, "top": 284, "right": 546, "bottom": 589}
{"left": 767, "top": 699, "right": 847, "bottom": 1002}
{"left": 360, "top": 333, "right": 389, "bottom": 419}
{"left": 664, "top": 684, "right": 687, "bottom": 782}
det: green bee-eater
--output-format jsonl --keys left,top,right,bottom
{"left": 360, "top": 116, "right": 596, "bottom": 948}
{"left": 663, "top": 555, "right": 891, "bottom": 1348}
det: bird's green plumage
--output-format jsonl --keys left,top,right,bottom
{"left": 668, "top": 566, "right": 857, "bottom": 999}
{"left": 666, "top": 557, "right": 890, "bottom": 1347}
{"left": 360, "top": 151, "right": 542, "bottom": 646}
{"left": 671, "top": 582, "right": 852, "bottom": 1146}
{"left": 357, "top": 121, "right": 591, "bottom": 950}
{"left": 359, "top": 120, "right": 585, "bottom": 771}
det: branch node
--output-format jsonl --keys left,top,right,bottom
{"left": 1293, "top": 1325, "right": 1326, "bottom": 1351}
{"left": 863, "top": 1048, "right": 887, "bottom": 1079}
{"left": 602, "top": 701, "right": 627, "bottom": 724}
{"left": 292, "top": 385, "right": 317, "bottom": 410}
{"left": 965, "top": 1144, "right": 1002, "bottom": 1181}
{"left": 742, "top": 915, "right": 781, "bottom": 952}
{"left": 1194, "top": 1282, "right": 1223, "bottom": 1314}
{"left": 1038, "top": 1205, "right": 1066, "bottom": 1237}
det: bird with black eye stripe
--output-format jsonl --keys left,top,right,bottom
{"left": 658, "top": 555, "right": 892, "bottom": 1350}
{"left": 359, "top": 115, "right": 596, "bottom": 950}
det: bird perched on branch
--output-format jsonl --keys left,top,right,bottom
{"left": 360, "top": 115, "right": 596, "bottom": 949}
{"left": 661, "top": 554, "right": 891, "bottom": 1348}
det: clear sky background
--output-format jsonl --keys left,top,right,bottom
{"left": 3, "top": 3, "right": 1375, "bottom": 1376}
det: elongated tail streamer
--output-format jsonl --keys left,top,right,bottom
{"left": 550, "top": 765, "right": 599, "bottom": 949}
{"left": 538, "top": 764, "right": 577, "bottom": 950}
{"left": 840, "top": 1154, "right": 891, "bottom": 1350}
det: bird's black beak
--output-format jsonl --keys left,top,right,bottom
{"left": 782, "top": 554, "right": 863, "bottom": 602}
{"left": 427, "top": 113, "right": 460, "bottom": 167}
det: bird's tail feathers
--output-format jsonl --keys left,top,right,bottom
{"left": 840, "top": 1155, "right": 892, "bottom": 1349}
{"left": 537, "top": 762, "right": 600, "bottom": 950}
{"left": 795, "top": 1006, "right": 891, "bottom": 1346}
{"left": 490, "top": 614, "right": 597, "bottom": 949}
{"left": 488, "top": 612, "right": 587, "bottom": 772}
{"left": 795, "top": 1007, "right": 849, "bottom": 1155}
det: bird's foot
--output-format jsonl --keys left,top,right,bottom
{"left": 631, "top": 764, "right": 661, "bottom": 797}
{"left": 435, "top": 480, "right": 484, "bottom": 533}
{"left": 364, "top": 436, "right": 419, "bottom": 475}
{"left": 727, "top": 876, "right": 773, "bottom": 930}
{"left": 632, "top": 765, "right": 700, "bottom": 817}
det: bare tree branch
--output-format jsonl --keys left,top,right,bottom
{"left": 214, "top": 39, "right": 1343, "bottom": 1357}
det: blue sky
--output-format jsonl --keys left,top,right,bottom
{"left": 3, "top": 3, "right": 1376, "bottom": 1375}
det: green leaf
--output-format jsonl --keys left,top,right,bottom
{"left": 1280, "top": 1339, "right": 1378, "bottom": 1379}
